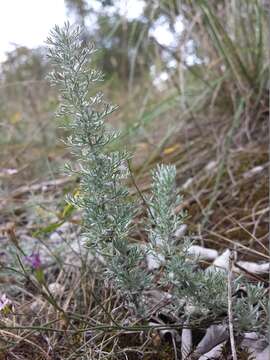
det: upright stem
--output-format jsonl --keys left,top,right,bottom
{"left": 228, "top": 251, "right": 237, "bottom": 360}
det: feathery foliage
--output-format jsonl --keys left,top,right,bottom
{"left": 148, "top": 164, "right": 187, "bottom": 254}
{"left": 148, "top": 165, "right": 268, "bottom": 333}
{"left": 47, "top": 23, "right": 150, "bottom": 308}
{"left": 47, "top": 22, "right": 268, "bottom": 334}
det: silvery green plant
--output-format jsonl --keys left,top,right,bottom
{"left": 47, "top": 23, "right": 268, "bottom": 333}
{"left": 148, "top": 165, "right": 228, "bottom": 314}
{"left": 148, "top": 165, "right": 268, "bottom": 335}
{"left": 47, "top": 23, "right": 150, "bottom": 309}
{"left": 148, "top": 164, "right": 187, "bottom": 255}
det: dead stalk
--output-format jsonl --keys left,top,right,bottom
{"left": 228, "top": 251, "right": 237, "bottom": 360}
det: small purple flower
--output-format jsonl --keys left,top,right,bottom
{"left": 0, "top": 294, "right": 12, "bottom": 314}
{"left": 25, "top": 252, "right": 42, "bottom": 270}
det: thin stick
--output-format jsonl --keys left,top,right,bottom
{"left": 228, "top": 251, "right": 237, "bottom": 360}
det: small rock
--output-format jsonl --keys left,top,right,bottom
{"left": 236, "top": 261, "right": 270, "bottom": 275}
{"left": 198, "top": 342, "right": 226, "bottom": 360}
{"left": 205, "top": 161, "right": 217, "bottom": 172}
{"left": 30, "top": 298, "right": 45, "bottom": 312}
{"left": 206, "top": 249, "right": 231, "bottom": 273}
{"left": 146, "top": 252, "right": 165, "bottom": 271}
{"left": 48, "top": 282, "right": 64, "bottom": 296}
{"left": 188, "top": 245, "right": 218, "bottom": 261}
{"left": 193, "top": 324, "right": 228, "bottom": 359}
{"left": 175, "top": 224, "right": 187, "bottom": 239}
{"left": 181, "top": 324, "right": 192, "bottom": 359}
{"left": 49, "top": 232, "right": 62, "bottom": 243}
{"left": 243, "top": 166, "right": 264, "bottom": 178}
